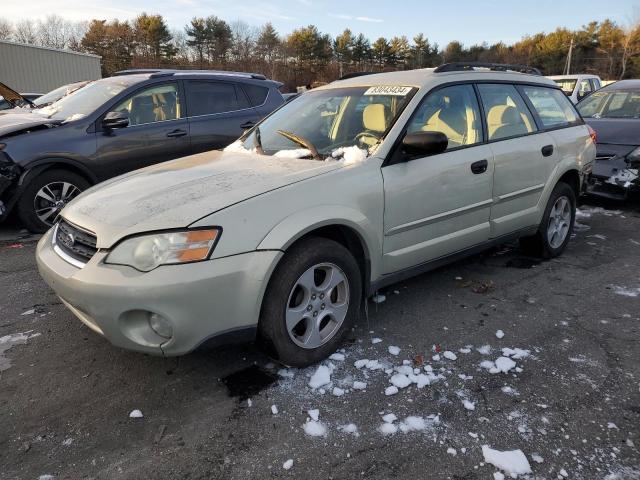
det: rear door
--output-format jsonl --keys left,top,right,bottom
{"left": 477, "top": 83, "right": 559, "bottom": 238}
{"left": 185, "top": 80, "right": 260, "bottom": 154}
{"left": 94, "top": 81, "right": 190, "bottom": 178}
{"left": 382, "top": 84, "right": 494, "bottom": 274}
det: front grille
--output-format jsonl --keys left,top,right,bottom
{"left": 54, "top": 219, "right": 97, "bottom": 265}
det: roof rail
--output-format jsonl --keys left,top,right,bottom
{"left": 112, "top": 68, "right": 268, "bottom": 80}
{"left": 338, "top": 71, "right": 376, "bottom": 80}
{"left": 113, "top": 69, "right": 169, "bottom": 76}
{"left": 434, "top": 62, "right": 542, "bottom": 76}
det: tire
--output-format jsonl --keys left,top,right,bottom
{"left": 519, "top": 182, "right": 576, "bottom": 259}
{"left": 258, "top": 237, "right": 362, "bottom": 368}
{"left": 16, "top": 169, "right": 90, "bottom": 233}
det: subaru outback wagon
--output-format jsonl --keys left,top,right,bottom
{"left": 0, "top": 70, "right": 284, "bottom": 232}
{"left": 37, "top": 63, "right": 595, "bottom": 367}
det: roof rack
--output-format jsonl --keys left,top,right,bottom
{"left": 112, "top": 69, "right": 268, "bottom": 80}
{"left": 434, "top": 62, "right": 542, "bottom": 76}
{"left": 338, "top": 72, "right": 376, "bottom": 80}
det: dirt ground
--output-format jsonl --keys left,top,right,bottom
{"left": 1, "top": 198, "right": 639, "bottom": 480}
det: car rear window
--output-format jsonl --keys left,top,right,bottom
{"left": 185, "top": 81, "right": 250, "bottom": 116}
{"left": 242, "top": 84, "right": 269, "bottom": 106}
{"left": 521, "top": 86, "right": 579, "bottom": 128}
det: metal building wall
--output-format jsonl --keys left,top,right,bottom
{"left": 0, "top": 41, "right": 101, "bottom": 93}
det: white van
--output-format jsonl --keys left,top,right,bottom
{"left": 548, "top": 74, "right": 602, "bottom": 104}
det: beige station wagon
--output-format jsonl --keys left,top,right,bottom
{"left": 36, "top": 63, "right": 596, "bottom": 367}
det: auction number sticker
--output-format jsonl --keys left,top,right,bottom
{"left": 364, "top": 86, "right": 412, "bottom": 96}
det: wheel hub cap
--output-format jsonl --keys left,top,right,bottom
{"left": 285, "top": 263, "right": 350, "bottom": 349}
{"left": 33, "top": 181, "right": 82, "bottom": 226}
{"left": 547, "top": 195, "right": 572, "bottom": 249}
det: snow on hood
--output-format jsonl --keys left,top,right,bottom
{"left": 0, "top": 111, "right": 61, "bottom": 137}
{"left": 61, "top": 149, "right": 345, "bottom": 248}
{"left": 225, "top": 141, "right": 369, "bottom": 164}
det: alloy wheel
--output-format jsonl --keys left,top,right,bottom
{"left": 285, "top": 262, "right": 350, "bottom": 349}
{"left": 33, "top": 181, "right": 82, "bottom": 226}
{"left": 547, "top": 195, "right": 572, "bottom": 249}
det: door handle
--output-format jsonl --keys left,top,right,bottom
{"left": 240, "top": 121, "right": 256, "bottom": 129}
{"left": 167, "top": 129, "right": 187, "bottom": 138}
{"left": 541, "top": 144, "right": 554, "bottom": 157}
{"left": 470, "top": 159, "right": 488, "bottom": 174}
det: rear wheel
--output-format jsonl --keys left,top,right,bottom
{"left": 519, "top": 182, "right": 575, "bottom": 258}
{"left": 16, "top": 169, "right": 89, "bottom": 233}
{"left": 259, "top": 237, "right": 362, "bottom": 367}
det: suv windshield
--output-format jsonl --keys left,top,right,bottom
{"left": 577, "top": 90, "right": 640, "bottom": 118}
{"left": 553, "top": 79, "right": 577, "bottom": 95}
{"left": 229, "top": 86, "right": 415, "bottom": 160}
{"left": 33, "top": 77, "right": 138, "bottom": 122}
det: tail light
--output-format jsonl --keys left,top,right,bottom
{"left": 586, "top": 124, "right": 597, "bottom": 144}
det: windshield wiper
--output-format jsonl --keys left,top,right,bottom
{"left": 276, "top": 130, "right": 322, "bottom": 160}
{"left": 254, "top": 127, "right": 265, "bottom": 155}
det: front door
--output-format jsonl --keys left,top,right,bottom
{"left": 382, "top": 84, "right": 494, "bottom": 274}
{"left": 94, "top": 82, "right": 190, "bottom": 179}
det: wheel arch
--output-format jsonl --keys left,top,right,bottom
{"left": 557, "top": 168, "right": 580, "bottom": 199}
{"left": 19, "top": 158, "right": 98, "bottom": 188}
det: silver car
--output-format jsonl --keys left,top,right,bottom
{"left": 36, "top": 63, "right": 595, "bottom": 367}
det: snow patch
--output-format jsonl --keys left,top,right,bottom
{"left": 308, "top": 365, "right": 332, "bottom": 389}
{"left": 283, "top": 459, "right": 294, "bottom": 470}
{"left": 129, "top": 409, "right": 143, "bottom": 418}
{"left": 331, "top": 145, "right": 369, "bottom": 164}
{"left": 496, "top": 329, "right": 505, "bottom": 339}
{"left": 0, "top": 331, "right": 41, "bottom": 371}
{"left": 303, "top": 420, "right": 327, "bottom": 437}
{"left": 388, "top": 345, "right": 400, "bottom": 356}
{"left": 482, "top": 445, "right": 532, "bottom": 477}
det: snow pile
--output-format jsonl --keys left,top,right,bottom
{"left": 331, "top": 146, "right": 369, "bottom": 164}
{"left": 443, "top": 351, "right": 457, "bottom": 361}
{"left": 307, "top": 409, "right": 319, "bottom": 421}
{"left": 388, "top": 345, "right": 401, "bottom": 356}
{"left": 224, "top": 140, "right": 255, "bottom": 154}
{"left": 371, "top": 337, "right": 382, "bottom": 344}
{"left": 282, "top": 459, "right": 294, "bottom": 470}
{"left": 329, "top": 352, "right": 345, "bottom": 361}
{"left": 353, "top": 381, "right": 367, "bottom": 390}
{"left": 606, "top": 168, "right": 638, "bottom": 188}
{"left": 482, "top": 445, "right": 532, "bottom": 477}
{"left": 501, "top": 348, "right": 530, "bottom": 360}
{"left": 129, "top": 409, "right": 143, "bottom": 418}
{"left": 274, "top": 148, "right": 312, "bottom": 159}
{"left": 496, "top": 330, "right": 505, "bottom": 339}
{"left": 337, "top": 423, "right": 359, "bottom": 436}
{"left": 303, "top": 420, "right": 327, "bottom": 437}
{"left": 480, "top": 356, "right": 517, "bottom": 374}
{"left": 271, "top": 405, "right": 279, "bottom": 415}
{"left": 308, "top": 365, "right": 332, "bottom": 389}
{"left": 0, "top": 331, "right": 41, "bottom": 371}
{"left": 611, "top": 285, "right": 640, "bottom": 297}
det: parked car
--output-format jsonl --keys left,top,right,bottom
{"left": 29, "top": 81, "right": 92, "bottom": 108}
{"left": 548, "top": 74, "right": 602, "bottom": 104}
{"left": 577, "top": 79, "right": 640, "bottom": 198}
{"left": 0, "top": 70, "right": 284, "bottom": 232}
{"left": 36, "top": 63, "right": 595, "bottom": 366}
{"left": 0, "top": 82, "right": 41, "bottom": 109}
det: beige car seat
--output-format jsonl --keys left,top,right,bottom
{"left": 422, "top": 92, "right": 477, "bottom": 147}
{"left": 487, "top": 105, "right": 531, "bottom": 140}
{"left": 360, "top": 104, "right": 389, "bottom": 146}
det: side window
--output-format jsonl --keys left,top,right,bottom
{"left": 407, "top": 84, "right": 482, "bottom": 149}
{"left": 242, "top": 84, "right": 269, "bottom": 106}
{"left": 477, "top": 84, "right": 536, "bottom": 141}
{"left": 113, "top": 83, "right": 180, "bottom": 126}
{"left": 578, "top": 79, "right": 593, "bottom": 96}
{"left": 590, "top": 79, "right": 600, "bottom": 91}
{"left": 186, "top": 81, "right": 250, "bottom": 116}
{"left": 521, "top": 86, "right": 578, "bottom": 128}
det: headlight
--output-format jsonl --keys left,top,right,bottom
{"left": 627, "top": 146, "right": 640, "bottom": 164}
{"left": 105, "top": 228, "right": 221, "bottom": 272}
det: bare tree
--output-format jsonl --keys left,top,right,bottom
{"left": 0, "top": 18, "right": 13, "bottom": 40}
{"left": 37, "top": 14, "right": 69, "bottom": 49}
{"left": 14, "top": 19, "right": 37, "bottom": 44}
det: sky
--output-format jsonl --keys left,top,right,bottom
{"left": 3, "top": 0, "right": 638, "bottom": 46}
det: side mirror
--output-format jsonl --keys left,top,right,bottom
{"left": 102, "top": 111, "right": 129, "bottom": 130}
{"left": 402, "top": 131, "right": 448, "bottom": 157}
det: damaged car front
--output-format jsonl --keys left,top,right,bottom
{"left": 577, "top": 81, "right": 640, "bottom": 199}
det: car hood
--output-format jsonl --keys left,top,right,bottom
{"left": 0, "top": 111, "right": 61, "bottom": 137}
{"left": 62, "top": 150, "right": 344, "bottom": 248}
{"left": 584, "top": 118, "right": 640, "bottom": 146}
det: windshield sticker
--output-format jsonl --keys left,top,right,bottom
{"left": 364, "top": 86, "right": 412, "bottom": 96}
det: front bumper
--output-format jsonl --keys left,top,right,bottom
{"left": 36, "top": 229, "right": 282, "bottom": 356}
{"left": 587, "top": 149, "right": 639, "bottom": 199}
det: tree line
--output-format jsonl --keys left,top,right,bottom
{"left": 1, "top": 14, "right": 640, "bottom": 90}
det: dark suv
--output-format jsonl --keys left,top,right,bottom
{"left": 0, "top": 70, "right": 284, "bottom": 232}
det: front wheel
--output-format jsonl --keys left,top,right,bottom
{"left": 258, "top": 237, "right": 362, "bottom": 367}
{"left": 519, "top": 182, "right": 576, "bottom": 259}
{"left": 16, "top": 169, "right": 89, "bottom": 233}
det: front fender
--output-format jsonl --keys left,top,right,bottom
{"left": 257, "top": 204, "right": 382, "bottom": 281}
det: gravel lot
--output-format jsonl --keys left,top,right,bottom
{"left": 1, "top": 199, "right": 639, "bottom": 480}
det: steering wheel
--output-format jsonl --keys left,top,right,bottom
{"left": 354, "top": 131, "right": 381, "bottom": 146}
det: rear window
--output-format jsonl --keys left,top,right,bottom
{"left": 521, "top": 86, "right": 579, "bottom": 128}
{"left": 242, "top": 84, "right": 269, "bottom": 106}
{"left": 553, "top": 79, "right": 577, "bottom": 95}
{"left": 185, "top": 81, "right": 250, "bottom": 116}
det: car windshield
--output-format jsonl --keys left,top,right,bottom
{"left": 32, "top": 82, "right": 88, "bottom": 108}
{"left": 553, "top": 79, "right": 577, "bottom": 95}
{"left": 32, "top": 78, "right": 136, "bottom": 122}
{"left": 577, "top": 90, "right": 640, "bottom": 118}
{"left": 228, "top": 85, "right": 415, "bottom": 161}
